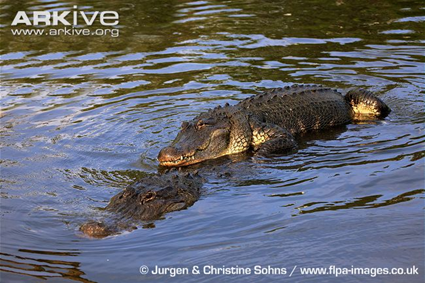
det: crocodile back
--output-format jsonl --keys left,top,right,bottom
{"left": 239, "top": 85, "right": 352, "bottom": 135}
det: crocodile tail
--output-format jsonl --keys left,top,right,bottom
{"left": 345, "top": 88, "right": 391, "bottom": 119}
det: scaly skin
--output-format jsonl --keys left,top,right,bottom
{"left": 158, "top": 84, "right": 391, "bottom": 166}
{"left": 80, "top": 85, "right": 391, "bottom": 237}
{"left": 80, "top": 172, "right": 203, "bottom": 238}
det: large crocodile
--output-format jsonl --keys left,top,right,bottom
{"left": 158, "top": 85, "right": 391, "bottom": 166}
{"left": 81, "top": 85, "right": 390, "bottom": 237}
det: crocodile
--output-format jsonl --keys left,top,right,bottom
{"left": 158, "top": 85, "right": 391, "bottom": 167}
{"left": 80, "top": 172, "right": 203, "bottom": 238}
{"left": 81, "top": 85, "right": 390, "bottom": 237}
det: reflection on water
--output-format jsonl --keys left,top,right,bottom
{"left": 1, "top": 0, "right": 424, "bottom": 282}
{"left": 295, "top": 189, "right": 425, "bottom": 215}
{"left": 0, "top": 250, "right": 95, "bottom": 282}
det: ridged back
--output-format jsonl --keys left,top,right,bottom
{"left": 239, "top": 85, "right": 352, "bottom": 134}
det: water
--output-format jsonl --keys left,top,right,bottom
{"left": 1, "top": 0, "right": 424, "bottom": 282}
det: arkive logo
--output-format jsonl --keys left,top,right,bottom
{"left": 11, "top": 6, "right": 119, "bottom": 26}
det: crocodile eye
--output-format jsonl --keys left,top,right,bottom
{"left": 196, "top": 120, "right": 205, "bottom": 130}
{"left": 143, "top": 191, "right": 156, "bottom": 203}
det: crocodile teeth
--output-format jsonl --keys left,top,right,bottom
{"left": 161, "top": 154, "right": 196, "bottom": 165}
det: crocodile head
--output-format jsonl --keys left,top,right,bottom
{"left": 79, "top": 173, "right": 203, "bottom": 238}
{"left": 106, "top": 173, "right": 202, "bottom": 220}
{"left": 158, "top": 116, "right": 233, "bottom": 166}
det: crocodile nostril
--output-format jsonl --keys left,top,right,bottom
{"left": 157, "top": 146, "right": 182, "bottom": 162}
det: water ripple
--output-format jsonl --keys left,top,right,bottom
{"left": 1, "top": 0, "right": 424, "bottom": 282}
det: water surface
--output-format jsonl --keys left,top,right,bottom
{"left": 1, "top": 0, "right": 424, "bottom": 282}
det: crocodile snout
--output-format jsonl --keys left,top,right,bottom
{"left": 158, "top": 146, "right": 198, "bottom": 166}
{"left": 158, "top": 146, "right": 181, "bottom": 163}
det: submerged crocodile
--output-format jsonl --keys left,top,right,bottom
{"left": 80, "top": 172, "right": 203, "bottom": 238}
{"left": 158, "top": 85, "right": 391, "bottom": 166}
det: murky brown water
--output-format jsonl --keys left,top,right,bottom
{"left": 1, "top": 0, "right": 424, "bottom": 282}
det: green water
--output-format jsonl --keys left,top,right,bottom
{"left": 1, "top": 0, "right": 424, "bottom": 282}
